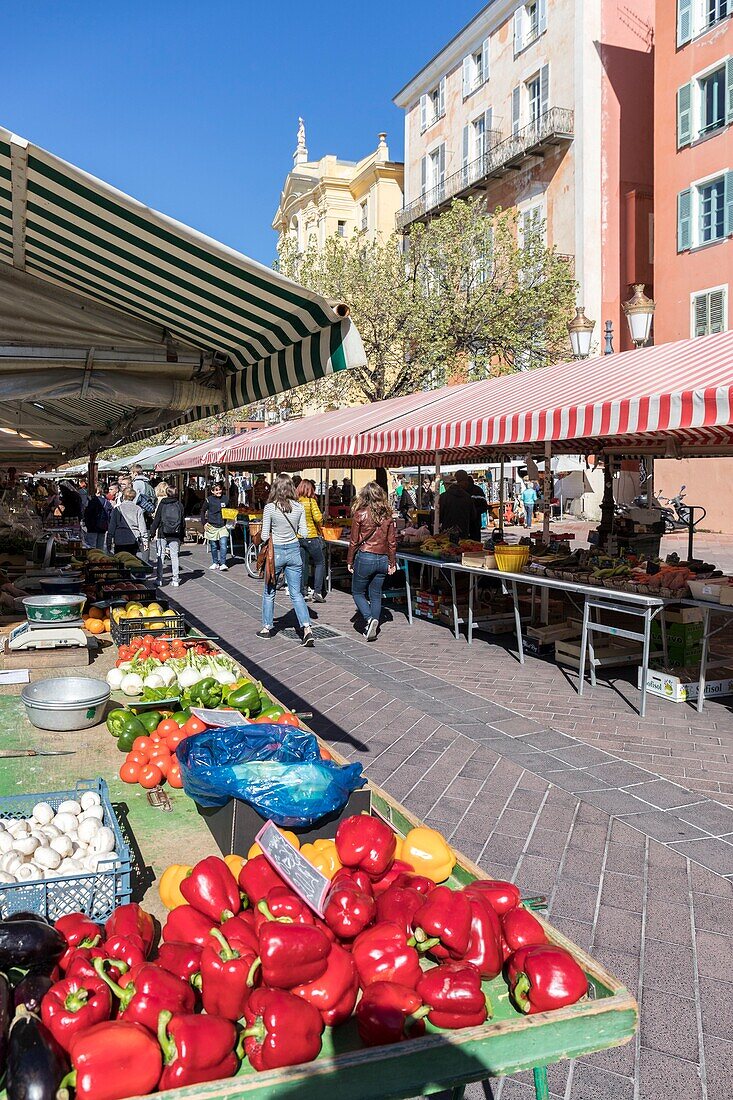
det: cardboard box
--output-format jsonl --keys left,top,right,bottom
{"left": 660, "top": 607, "right": 704, "bottom": 625}
{"left": 638, "top": 666, "right": 733, "bottom": 703}
{"left": 652, "top": 619, "right": 704, "bottom": 645}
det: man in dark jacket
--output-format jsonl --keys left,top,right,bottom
{"left": 439, "top": 475, "right": 475, "bottom": 538}
{"left": 150, "top": 487, "right": 186, "bottom": 587}
{"left": 456, "top": 471, "right": 487, "bottom": 541}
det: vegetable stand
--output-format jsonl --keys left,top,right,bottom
{"left": 0, "top": 639, "right": 636, "bottom": 1099}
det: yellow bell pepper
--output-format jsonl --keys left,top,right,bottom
{"left": 300, "top": 838, "right": 341, "bottom": 879}
{"left": 400, "top": 826, "right": 455, "bottom": 883}
{"left": 247, "top": 830, "right": 301, "bottom": 860}
{"left": 224, "top": 854, "right": 246, "bottom": 879}
{"left": 158, "top": 863, "right": 191, "bottom": 909}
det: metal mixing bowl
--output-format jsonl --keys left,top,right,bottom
{"left": 38, "top": 575, "right": 83, "bottom": 595}
{"left": 21, "top": 677, "right": 110, "bottom": 732}
{"left": 23, "top": 595, "right": 87, "bottom": 624}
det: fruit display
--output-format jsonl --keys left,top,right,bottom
{"left": 110, "top": 602, "right": 177, "bottom": 625}
{"left": 82, "top": 608, "right": 112, "bottom": 635}
{"left": 105, "top": 637, "right": 241, "bottom": 698}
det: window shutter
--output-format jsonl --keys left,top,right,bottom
{"left": 725, "top": 171, "right": 733, "bottom": 237}
{"left": 438, "top": 144, "right": 446, "bottom": 184}
{"left": 462, "top": 56, "right": 471, "bottom": 97}
{"left": 540, "top": 64, "right": 549, "bottom": 118}
{"left": 512, "top": 85, "right": 521, "bottom": 134}
{"left": 420, "top": 156, "right": 427, "bottom": 196}
{"left": 726, "top": 57, "right": 733, "bottom": 125}
{"left": 538, "top": 0, "right": 547, "bottom": 33}
{"left": 677, "top": 82, "right": 692, "bottom": 147}
{"left": 710, "top": 289, "right": 726, "bottom": 333}
{"left": 481, "top": 37, "right": 490, "bottom": 83}
{"left": 677, "top": 188, "right": 692, "bottom": 251}
{"left": 485, "top": 107, "right": 493, "bottom": 145}
{"left": 462, "top": 125, "right": 470, "bottom": 171}
{"left": 693, "top": 294, "right": 709, "bottom": 337}
{"left": 677, "top": 0, "right": 693, "bottom": 46}
{"left": 438, "top": 77, "right": 446, "bottom": 117}
{"left": 420, "top": 94, "right": 428, "bottom": 132}
{"left": 513, "top": 7, "right": 524, "bottom": 55}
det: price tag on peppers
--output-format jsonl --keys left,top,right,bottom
{"left": 255, "top": 820, "right": 330, "bottom": 916}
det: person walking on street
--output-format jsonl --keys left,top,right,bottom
{"left": 83, "top": 485, "right": 109, "bottom": 549}
{"left": 439, "top": 474, "right": 475, "bottom": 538}
{"left": 521, "top": 477, "right": 538, "bottom": 527}
{"left": 297, "top": 480, "right": 326, "bottom": 602}
{"left": 258, "top": 475, "right": 314, "bottom": 646}
{"left": 108, "top": 489, "right": 146, "bottom": 552}
{"left": 201, "top": 482, "right": 230, "bottom": 570}
{"left": 348, "top": 482, "right": 397, "bottom": 642}
{"left": 150, "top": 485, "right": 185, "bottom": 587}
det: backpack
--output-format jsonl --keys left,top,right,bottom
{"left": 159, "top": 500, "right": 184, "bottom": 539}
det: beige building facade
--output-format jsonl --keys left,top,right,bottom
{"left": 394, "top": 0, "right": 655, "bottom": 354}
{"left": 272, "top": 121, "right": 404, "bottom": 252}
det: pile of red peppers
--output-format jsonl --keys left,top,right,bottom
{"left": 27, "top": 818, "right": 588, "bottom": 1098}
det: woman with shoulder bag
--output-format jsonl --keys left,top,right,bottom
{"left": 258, "top": 475, "right": 314, "bottom": 646}
{"left": 107, "top": 489, "right": 146, "bottom": 554}
{"left": 348, "top": 482, "right": 397, "bottom": 641}
{"left": 297, "top": 479, "right": 326, "bottom": 602}
{"left": 149, "top": 485, "right": 185, "bottom": 587}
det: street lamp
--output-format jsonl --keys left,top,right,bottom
{"left": 567, "top": 306, "right": 595, "bottom": 360}
{"left": 622, "top": 284, "right": 656, "bottom": 348}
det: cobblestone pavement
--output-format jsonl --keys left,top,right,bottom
{"left": 166, "top": 546, "right": 733, "bottom": 1100}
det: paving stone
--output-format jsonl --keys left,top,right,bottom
{"left": 644, "top": 898, "right": 693, "bottom": 946}
{"left": 546, "top": 770, "right": 614, "bottom": 793}
{"left": 561, "top": 847, "right": 604, "bottom": 885}
{"left": 546, "top": 743, "right": 613, "bottom": 767}
{"left": 600, "top": 870, "right": 645, "bottom": 914}
{"left": 628, "top": 778, "right": 703, "bottom": 809}
{"left": 583, "top": 760, "right": 657, "bottom": 787}
{"left": 514, "top": 854, "right": 563, "bottom": 895}
{"left": 493, "top": 806, "right": 539, "bottom": 839}
{"left": 568, "top": 1061, "right": 634, "bottom": 1100}
{"left": 695, "top": 930, "right": 733, "bottom": 981}
{"left": 699, "top": 977, "right": 733, "bottom": 1042}
{"left": 643, "top": 939, "right": 697, "bottom": 998}
{"left": 583, "top": 788, "right": 655, "bottom": 817}
{"left": 551, "top": 880, "right": 599, "bottom": 924}
{"left": 637, "top": 1049, "right": 704, "bottom": 1100}
{"left": 614, "top": 810, "right": 707, "bottom": 845}
{"left": 702, "top": 1036, "right": 733, "bottom": 1100}
{"left": 593, "top": 906, "right": 642, "bottom": 956}
{"left": 515, "top": 729, "right": 576, "bottom": 752}
{"left": 640, "top": 988, "right": 699, "bottom": 1059}
{"left": 668, "top": 837, "right": 733, "bottom": 875}
{"left": 567, "top": 823, "right": 610, "bottom": 856}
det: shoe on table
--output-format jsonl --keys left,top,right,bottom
{"left": 365, "top": 618, "right": 379, "bottom": 642}
{"left": 256, "top": 627, "right": 272, "bottom": 639}
{"left": 301, "top": 627, "right": 314, "bottom": 647}
{"left": 219, "top": 564, "right": 229, "bottom": 572}
{"left": 209, "top": 563, "right": 219, "bottom": 570}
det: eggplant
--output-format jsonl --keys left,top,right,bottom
{"left": 13, "top": 976, "right": 52, "bottom": 1016}
{"left": 0, "top": 973, "right": 10, "bottom": 1079}
{"left": 6, "top": 1008, "right": 68, "bottom": 1100}
{"left": 4, "top": 915, "right": 49, "bottom": 926}
{"left": 0, "top": 923, "right": 64, "bottom": 974}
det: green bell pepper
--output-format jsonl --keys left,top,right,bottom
{"left": 138, "top": 711, "right": 164, "bottom": 733}
{"left": 117, "top": 729, "right": 138, "bottom": 753}
{"left": 188, "top": 677, "right": 223, "bottom": 708}
{"left": 257, "top": 705, "right": 287, "bottom": 721}
{"left": 106, "top": 709, "right": 145, "bottom": 740}
{"left": 171, "top": 709, "right": 191, "bottom": 726}
{"left": 226, "top": 681, "right": 262, "bottom": 714}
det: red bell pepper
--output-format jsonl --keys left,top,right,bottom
{"left": 356, "top": 981, "right": 429, "bottom": 1045}
{"left": 242, "top": 989, "right": 324, "bottom": 1071}
{"left": 105, "top": 903, "right": 155, "bottom": 957}
{"left": 162, "top": 904, "right": 219, "bottom": 948}
{"left": 65, "top": 947, "right": 113, "bottom": 985}
{"left": 416, "top": 961, "right": 489, "bottom": 1028}
{"left": 464, "top": 879, "right": 521, "bottom": 916}
{"left": 157, "top": 1009, "right": 238, "bottom": 1091}
{"left": 335, "top": 814, "right": 396, "bottom": 878}
{"left": 331, "top": 867, "right": 374, "bottom": 897}
{"left": 507, "top": 944, "right": 588, "bottom": 1015}
{"left": 238, "top": 855, "right": 287, "bottom": 904}
{"left": 412, "top": 886, "right": 473, "bottom": 959}
{"left": 55, "top": 914, "right": 102, "bottom": 971}
{"left": 102, "top": 933, "right": 147, "bottom": 971}
{"left": 370, "top": 859, "right": 418, "bottom": 896}
{"left": 254, "top": 886, "right": 315, "bottom": 930}
{"left": 156, "top": 942, "right": 203, "bottom": 984}
{"left": 256, "top": 921, "right": 331, "bottom": 989}
{"left": 93, "top": 959, "right": 195, "bottom": 1032}
{"left": 463, "top": 897, "right": 504, "bottom": 980}
{"left": 351, "top": 922, "right": 422, "bottom": 989}
{"left": 291, "top": 942, "right": 359, "bottom": 1027}
{"left": 392, "top": 871, "right": 436, "bottom": 895}
{"left": 41, "top": 976, "right": 112, "bottom": 1051}
{"left": 200, "top": 927, "right": 258, "bottom": 1021}
{"left": 323, "top": 881, "right": 376, "bottom": 941}
{"left": 501, "top": 907, "right": 547, "bottom": 954}
{"left": 376, "top": 884, "right": 425, "bottom": 939}
{"left": 59, "top": 1020, "right": 162, "bottom": 1100}
{"left": 218, "top": 913, "right": 259, "bottom": 955}
{"left": 180, "top": 856, "right": 241, "bottom": 923}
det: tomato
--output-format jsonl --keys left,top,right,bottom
{"left": 275, "top": 713, "right": 301, "bottom": 726}
{"left": 165, "top": 729, "right": 185, "bottom": 751}
{"left": 157, "top": 719, "right": 180, "bottom": 737}
{"left": 131, "top": 736, "right": 152, "bottom": 757}
{"left": 139, "top": 764, "right": 164, "bottom": 789}
{"left": 319, "top": 745, "right": 333, "bottom": 761}
{"left": 118, "top": 645, "right": 133, "bottom": 661}
{"left": 167, "top": 762, "right": 184, "bottom": 789}
{"left": 182, "top": 717, "right": 207, "bottom": 737}
{"left": 149, "top": 755, "right": 170, "bottom": 778}
{"left": 119, "top": 761, "right": 140, "bottom": 783}
{"left": 126, "top": 751, "right": 148, "bottom": 767}
{"left": 130, "top": 636, "right": 145, "bottom": 650}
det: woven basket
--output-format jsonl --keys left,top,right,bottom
{"left": 494, "top": 545, "right": 531, "bottom": 573}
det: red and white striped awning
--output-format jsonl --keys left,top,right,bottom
{"left": 155, "top": 434, "right": 237, "bottom": 473}
{"left": 360, "top": 331, "right": 733, "bottom": 460}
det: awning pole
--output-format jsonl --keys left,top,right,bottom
{"left": 498, "top": 456, "right": 505, "bottom": 536}
{"left": 325, "top": 462, "right": 330, "bottom": 516}
{"left": 87, "top": 451, "right": 97, "bottom": 492}
{"left": 648, "top": 456, "right": 655, "bottom": 511}
{"left": 433, "top": 452, "right": 441, "bottom": 535}
{"left": 543, "top": 440, "right": 552, "bottom": 543}
{"left": 269, "top": 459, "right": 274, "bottom": 481}
{"left": 417, "top": 464, "right": 422, "bottom": 508}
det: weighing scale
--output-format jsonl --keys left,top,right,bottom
{"left": 8, "top": 619, "right": 87, "bottom": 651}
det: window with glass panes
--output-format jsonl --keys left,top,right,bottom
{"left": 706, "top": 0, "right": 729, "bottom": 28}
{"left": 527, "top": 76, "right": 541, "bottom": 123}
{"left": 699, "top": 177, "right": 725, "bottom": 242}
{"left": 700, "top": 67, "right": 726, "bottom": 133}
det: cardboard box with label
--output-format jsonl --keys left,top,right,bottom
{"left": 638, "top": 666, "right": 733, "bottom": 703}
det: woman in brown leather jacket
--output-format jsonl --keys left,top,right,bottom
{"left": 347, "top": 482, "right": 397, "bottom": 641}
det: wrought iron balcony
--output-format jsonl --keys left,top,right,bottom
{"left": 396, "top": 107, "right": 574, "bottom": 232}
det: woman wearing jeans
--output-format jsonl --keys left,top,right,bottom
{"left": 348, "top": 482, "right": 397, "bottom": 642}
{"left": 149, "top": 485, "right": 185, "bottom": 587}
{"left": 257, "top": 475, "right": 314, "bottom": 647}
{"left": 200, "top": 482, "right": 229, "bottom": 570}
{"left": 297, "top": 480, "right": 325, "bottom": 602}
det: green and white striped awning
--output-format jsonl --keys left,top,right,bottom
{"left": 0, "top": 125, "right": 365, "bottom": 458}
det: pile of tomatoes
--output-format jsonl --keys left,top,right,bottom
{"left": 118, "top": 713, "right": 207, "bottom": 790}
{"left": 116, "top": 635, "right": 215, "bottom": 666}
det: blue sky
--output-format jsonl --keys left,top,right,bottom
{"left": 3, "top": 0, "right": 480, "bottom": 266}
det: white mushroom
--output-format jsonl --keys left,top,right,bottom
{"left": 0, "top": 853, "right": 23, "bottom": 875}
{"left": 58, "top": 858, "right": 84, "bottom": 875}
{"left": 85, "top": 851, "right": 118, "bottom": 872}
{"left": 79, "top": 792, "right": 101, "bottom": 811}
{"left": 57, "top": 800, "right": 82, "bottom": 817}
{"left": 31, "top": 802, "right": 55, "bottom": 826}
{"left": 52, "top": 813, "right": 77, "bottom": 834}
{"left": 16, "top": 863, "right": 42, "bottom": 881}
{"left": 79, "top": 806, "right": 104, "bottom": 823}
{"left": 7, "top": 821, "right": 30, "bottom": 838}
{"left": 14, "top": 837, "right": 40, "bottom": 857}
{"left": 40, "top": 825, "right": 61, "bottom": 840}
{"left": 0, "top": 834, "right": 14, "bottom": 854}
{"left": 90, "top": 827, "right": 115, "bottom": 855}
{"left": 0, "top": 871, "right": 16, "bottom": 883}
{"left": 33, "top": 847, "right": 62, "bottom": 871}
{"left": 77, "top": 819, "right": 100, "bottom": 845}
{"left": 50, "top": 836, "right": 73, "bottom": 859}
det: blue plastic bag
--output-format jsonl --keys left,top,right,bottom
{"left": 176, "top": 724, "right": 366, "bottom": 828}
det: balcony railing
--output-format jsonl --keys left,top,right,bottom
{"left": 397, "top": 107, "right": 574, "bottom": 231}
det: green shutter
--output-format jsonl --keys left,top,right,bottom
{"left": 709, "top": 289, "right": 726, "bottom": 333}
{"left": 677, "top": 83, "right": 692, "bottom": 147}
{"left": 725, "top": 171, "right": 733, "bottom": 238}
{"left": 693, "top": 294, "right": 709, "bottom": 337}
{"left": 678, "top": 188, "right": 692, "bottom": 251}
{"left": 727, "top": 58, "right": 733, "bottom": 125}
{"left": 677, "top": 0, "right": 693, "bottom": 46}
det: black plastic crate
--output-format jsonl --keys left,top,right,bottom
{"left": 110, "top": 609, "right": 187, "bottom": 644}
{"left": 96, "top": 581, "right": 156, "bottom": 601}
